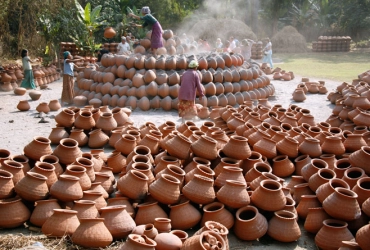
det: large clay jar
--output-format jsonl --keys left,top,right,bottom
{"left": 234, "top": 205, "right": 268, "bottom": 241}
{"left": 315, "top": 219, "right": 355, "bottom": 250}
{"left": 201, "top": 202, "right": 234, "bottom": 229}
{"left": 71, "top": 218, "right": 113, "bottom": 248}
{"left": 296, "top": 195, "right": 321, "bottom": 219}
{"left": 53, "top": 138, "right": 82, "bottom": 165}
{"left": 65, "top": 165, "right": 91, "bottom": 191}
{"left": 30, "top": 199, "right": 61, "bottom": 227}
{"left": 88, "top": 129, "right": 109, "bottom": 148}
{"left": 72, "top": 200, "right": 100, "bottom": 219}
{"left": 301, "top": 158, "right": 328, "bottom": 182}
{"left": 298, "top": 137, "right": 322, "bottom": 158}
{"left": 250, "top": 180, "right": 286, "bottom": 211}
{"left": 0, "top": 160, "right": 24, "bottom": 184}
{"left": 166, "top": 133, "right": 192, "bottom": 160}
{"left": 42, "top": 209, "right": 80, "bottom": 237}
{"left": 350, "top": 176, "right": 370, "bottom": 204}
{"left": 99, "top": 205, "right": 136, "bottom": 239}
{"left": 17, "top": 100, "right": 30, "bottom": 111}
{"left": 271, "top": 155, "right": 295, "bottom": 178}
{"left": 14, "top": 172, "right": 49, "bottom": 202}
{"left": 276, "top": 137, "right": 299, "bottom": 158}
{"left": 23, "top": 136, "right": 53, "bottom": 161}
{"left": 149, "top": 174, "right": 181, "bottom": 205}
{"left": 216, "top": 180, "right": 250, "bottom": 208}
{"left": 120, "top": 234, "right": 157, "bottom": 250}
{"left": 32, "top": 162, "right": 58, "bottom": 188}
{"left": 356, "top": 223, "right": 370, "bottom": 250}
{"left": 82, "top": 191, "right": 107, "bottom": 210}
{"left": 304, "top": 207, "right": 331, "bottom": 234}
{"left": 135, "top": 201, "right": 168, "bottom": 225}
{"left": 182, "top": 174, "right": 215, "bottom": 205}
{"left": 323, "top": 187, "right": 361, "bottom": 221}
{"left": 181, "top": 230, "right": 226, "bottom": 250}
{"left": 343, "top": 134, "right": 367, "bottom": 153}
{"left": 316, "top": 178, "right": 350, "bottom": 204}
{"left": 191, "top": 135, "right": 218, "bottom": 161}
{"left": 96, "top": 112, "right": 118, "bottom": 132}
{"left": 115, "top": 134, "right": 137, "bottom": 156}
{"left": 321, "top": 136, "right": 346, "bottom": 156}
{"left": 0, "top": 197, "right": 31, "bottom": 228}
{"left": 214, "top": 166, "right": 245, "bottom": 190}
{"left": 106, "top": 151, "right": 126, "bottom": 174}
{"left": 349, "top": 146, "right": 370, "bottom": 175}
{"left": 50, "top": 175, "right": 83, "bottom": 202}
{"left": 40, "top": 154, "right": 63, "bottom": 177}
{"left": 74, "top": 110, "right": 95, "bottom": 130}
{"left": 169, "top": 199, "right": 201, "bottom": 230}
{"left": 267, "top": 210, "right": 301, "bottom": 242}
{"left": 117, "top": 170, "right": 149, "bottom": 200}
{"left": 222, "top": 135, "right": 251, "bottom": 160}
{"left": 308, "top": 168, "right": 336, "bottom": 192}
{"left": 55, "top": 108, "right": 75, "bottom": 127}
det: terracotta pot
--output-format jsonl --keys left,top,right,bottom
{"left": 315, "top": 219, "right": 355, "bottom": 250}
{"left": 267, "top": 210, "right": 301, "bottom": 242}
{"left": 82, "top": 191, "right": 107, "bottom": 210}
{"left": 321, "top": 136, "right": 346, "bottom": 156}
{"left": 120, "top": 234, "right": 157, "bottom": 250}
{"left": 166, "top": 133, "right": 192, "bottom": 160}
{"left": 29, "top": 90, "right": 42, "bottom": 100}
{"left": 276, "top": 137, "right": 299, "bottom": 158}
{"left": 30, "top": 199, "right": 61, "bottom": 227}
{"left": 169, "top": 199, "right": 201, "bottom": 230}
{"left": 181, "top": 230, "right": 226, "bottom": 250}
{"left": 115, "top": 134, "right": 137, "bottom": 156}
{"left": 17, "top": 100, "right": 30, "bottom": 111}
{"left": 0, "top": 159, "right": 24, "bottom": 184}
{"left": 182, "top": 174, "right": 215, "bottom": 205}
{"left": 96, "top": 112, "right": 117, "bottom": 132}
{"left": 233, "top": 205, "right": 268, "bottom": 241}
{"left": 334, "top": 158, "right": 352, "bottom": 178}
{"left": 149, "top": 174, "right": 180, "bottom": 205}
{"left": 356, "top": 223, "right": 370, "bottom": 250}
{"left": 48, "top": 127, "right": 69, "bottom": 145}
{"left": 316, "top": 178, "right": 350, "bottom": 204}
{"left": 0, "top": 169, "right": 14, "bottom": 199}
{"left": 304, "top": 207, "right": 331, "bottom": 234}
{"left": 250, "top": 180, "right": 286, "bottom": 211}
{"left": 64, "top": 165, "right": 91, "bottom": 191}
{"left": 74, "top": 110, "right": 95, "bottom": 130}
{"left": 138, "top": 134, "right": 160, "bottom": 155}
{"left": 71, "top": 218, "right": 113, "bottom": 248}
{"left": 296, "top": 195, "right": 321, "bottom": 219}
{"left": 307, "top": 168, "right": 336, "bottom": 192}
{"left": 23, "top": 136, "right": 53, "bottom": 161}
{"left": 72, "top": 200, "right": 100, "bottom": 219}
{"left": 42, "top": 209, "right": 80, "bottom": 237}
{"left": 117, "top": 170, "right": 148, "bottom": 200}
{"left": 349, "top": 146, "right": 370, "bottom": 175}
{"left": 40, "top": 155, "right": 63, "bottom": 177}
{"left": 0, "top": 197, "right": 31, "bottom": 228}
{"left": 88, "top": 129, "right": 109, "bottom": 148}
{"left": 135, "top": 201, "right": 168, "bottom": 225}
{"left": 271, "top": 155, "right": 295, "bottom": 178}
{"left": 298, "top": 137, "right": 322, "bottom": 158}
{"left": 352, "top": 177, "right": 370, "bottom": 205}
{"left": 104, "top": 27, "right": 116, "bottom": 38}
{"left": 99, "top": 205, "right": 135, "bottom": 239}
{"left": 55, "top": 108, "right": 75, "bottom": 127}
{"left": 14, "top": 172, "right": 49, "bottom": 202}
{"left": 53, "top": 138, "right": 82, "bottom": 165}
{"left": 153, "top": 218, "right": 171, "bottom": 233}
{"left": 301, "top": 158, "right": 328, "bottom": 182}
{"left": 245, "top": 162, "right": 272, "bottom": 183}
{"left": 31, "top": 162, "right": 58, "bottom": 188}
{"left": 222, "top": 135, "right": 251, "bottom": 160}
{"left": 50, "top": 175, "right": 83, "bottom": 202}
{"left": 214, "top": 166, "right": 245, "bottom": 190}
{"left": 200, "top": 201, "right": 234, "bottom": 229}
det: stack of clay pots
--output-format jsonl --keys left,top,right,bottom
{"left": 292, "top": 77, "right": 328, "bottom": 102}
{"left": 1, "top": 99, "right": 370, "bottom": 249}
{"left": 251, "top": 42, "right": 263, "bottom": 59}
{"left": 271, "top": 67, "right": 295, "bottom": 81}
{"left": 312, "top": 36, "right": 351, "bottom": 52}
{"left": 72, "top": 52, "right": 275, "bottom": 111}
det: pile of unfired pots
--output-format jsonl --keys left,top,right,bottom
{"left": 1, "top": 83, "right": 370, "bottom": 249}
{"left": 72, "top": 49, "right": 275, "bottom": 111}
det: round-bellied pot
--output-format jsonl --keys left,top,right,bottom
{"left": 120, "top": 234, "right": 156, "bottom": 250}
{"left": 233, "top": 205, "right": 268, "bottom": 241}
{"left": 349, "top": 146, "right": 370, "bottom": 175}
{"left": 42, "top": 209, "right": 80, "bottom": 237}
{"left": 200, "top": 202, "right": 234, "bottom": 229}
{"left": 267, "top": 210, "right": 301, "bottom": 242}
{"left": 53, "top": 138, "right": 82, "bottom": 165}
{"left": 169, "top": 199, "right": 201, "bottom": 230}
{"left": 23, "top": 136, "right": 53, "bottom": 161}
{"left": 0, "top": 197, "right": 31, "bottom": 228}
{"left": 315, "top": 219, "right": 355, "bottom": 250}
{"left": 250, "top": 180, "right": 286, "bottom": 212}
{"left": 181, "top": 230, "right": 226, "bottom": 250}
{"left": 71, "top": 218, "right": 113, "bottom": 248}
{"left": 30, "top": 199, "right": 61, "bottom": 227}
{"left": 99, "top": 205, "right": 136, "bottom": 239}
{"left": 14, "top": 172, "right": 49, "bottom": 202}
{"left": 49, "top": 175, "right": 83, "bottom": 202}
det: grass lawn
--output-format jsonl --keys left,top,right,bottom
{"left": 274, "top": 49, "right": 369, "bottom": 82}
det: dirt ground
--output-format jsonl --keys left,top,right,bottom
{"left": 0, "top": 67, "right": 341, "bottom": 249}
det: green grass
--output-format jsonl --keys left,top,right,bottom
{"left": 274, "top": 49, "right": 370, "bottom": 82}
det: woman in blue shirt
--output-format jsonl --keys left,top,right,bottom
{"left": 62, "top": 51, "right": 83, "bottom": 104}
{"left": 129, "top": 6, "right": 163, "bottom": 57}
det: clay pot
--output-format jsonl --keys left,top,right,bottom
{"left": 222, "top": 135, "right": 251, "bottom": 160}
{"left": 356, "top": 223, "right": 370, "bottom": 250}
{"left": 271, "top": 155, "right": 295, "bottom": 177}
{"left": 74, "top": 110, "right": 95, "bottom": 130}
{"left": 96, "top": 112, "right": 118, "bottom": 132}
{"left": 343, "top": 167, "right": 367, "bottom": 189}
{"left": 169, "top": 199, "right": 201, "bottom": 230}
{"left": 334, "top": 158, "right": 352, "bottom": 178}
{"left": 64, "top": 165, "right": 91, "bottom": 191}
{"left": 53, "top": 138, "right": 82, "bottom": 165}
{"left": 267, "top": 210, "right": 301, "bottom": 242}
{"left": 352, "top": 177, "right": 370, "bottom": 205}
{"left": 308, "top": 168, "right": 336, "bottom": 192}
{"left": 120, "top": 234, "right": 157, "bottom": 250}
{"left": 40, "top": 154, "right": 63, "bottom": 177}
{"left": 182, "top": 174, "right": 215, "bottom": 205}
{"left": 17, "top": 100, "right": 30, "bottom": 111}
{"left": 23, "top": 136, "right": 53, "bottom": 161}
{"left": 323, "top": 187, "right": 361, "bottom": 221}
{"left": 296, "top": 195, "right": 321, "bottom": 219}
{"left": 301, "top": 158, "right": 328, "bottom": 182}
{"left": 298, "top": 137, "right": 322, "bottom": 158}
{"left": 149, "top": 174, "right": 180, "bottom": 205}
{"left": 234, "top": 205, "right": 268, "bottom": 241}
{"left": 88, "top": 129, "right": 109, "bottom": 148}
{"left": 48, "top": 127, "right": 69, "bottom": 145}
{"left": 181, "top": 230, "right": 226, "bottom": 250}
{"left": 0, "top": 160, "right": 24, "bottom": 184}
{"left": 216, "top": 180, "right": 250, "bottom": 208}
{"left": 115, "top": 134, "right": 137, "bottom": 156}
{"left": 304, "top": 207, "right": 331, "bottom": 234}
{"left": 276, "top": 137, "right": 299, "bottom": 158}
{"left": 82, "top": 191, "right": 107, "bottom": 210}
{"left": 0, "top": 197, "right": 31, "bottom": 228}
{"left": 117, "top": 170, "right": 149, "bottom": 200}
{"left": 30, "top": 199, "right": 61, "bottom": 227}
{"left": 135, "top": 201, "right": 168, "bottom": 225}
{"left": 55, "top": 108, "right": 75, "bottom": 127}
{"left": 69, "top": 129, "right": 88, "bottom": 147}
{"left": 14, "top": 172, "right": 49, "bottom": 202}
{"left": 343, "top": 134, "right": 367, "bottom": 153}
{"left": 71, "top": 218, "right": 113, "bottom": 248}
{"left": 48, "top": 99, "right": 61, "bottom": 111}
{"left": 322, "top": 136, "right": 346, "bottom": 156}
{"left": 50, "top": 175, "right": 83, "bottom": 202}
{"left": 154, "top": 232, "right": 183, "bottom": 250}
{"left": 29, "top": 90, "right": 42, "bottom": 100}
{"left": 200, "top": 202, "right": 234, "bottom": 229}
{"left": 166, "top": 133, "right": 192, "bottom": 160}
{"left": 72, "top": 200, "right": 100, "bottom": 219}
{"left": 349, "top": 146, "right": 370, "bottom": 175}
{"left": 0, "top": 169, "right": 14, "bottom": 199}
{"left": 42, "top": 209, "right": 80, "bottom": 237}
{"left": 316, "top": 178, "right": 350, "bottom": 204}
{"left": 31, "top": 162, "right": 58, "bottom": 188}
{"left": 315, "top": 219, "right": 355, "bottom": 250}
{"left": 245, "top": 162, "right": 272, "bottom": 183}
{"left": 99, "top": 205, "right": 135, "bottom": 239}
{"left": 250, "top": 180, "right": 286, "bottom": 211}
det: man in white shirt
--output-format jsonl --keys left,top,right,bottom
{"left": 117, "top": 36, "right": 131, "bottom": 55}
{"left": 228, "top": 36, "right": 237, "bottom": 52}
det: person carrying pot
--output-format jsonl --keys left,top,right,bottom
{"left": 129, "top": 6, "right": 163, "bottom": 57}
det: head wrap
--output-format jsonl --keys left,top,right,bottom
{"left": 188, "top": 60, "right": 199, "bottom": 69}
{"left": 63, "top": 51, "right": 70, "bottom": 59}
{"left": 141, "top": 6, "right": 150, "bottom": 14}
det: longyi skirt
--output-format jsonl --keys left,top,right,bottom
{"left": 61, "top": 74, "right": 75, "bottom": 104}
{"left": 178, "top": 100, "right": 198, "bottom": 118}
{"left": 151, "top": 22, "right": 164, "bottom": 49}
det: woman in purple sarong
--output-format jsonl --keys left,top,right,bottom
{"left": 129, "top": 6, "right": 163, "bottom": 56}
